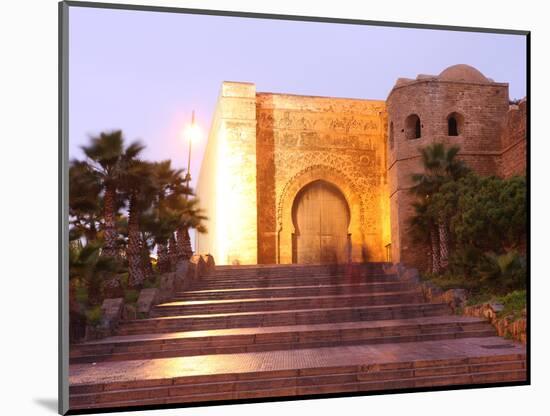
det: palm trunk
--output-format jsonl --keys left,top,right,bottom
{"left": 127, "top": 194, "right": 145, "bottom": 288}
{"left": 157, "top": 242, "right": 170, "bottom": 273}
{"left": 85, "top": 217, "right": 98, "bottom": 243}
{"left": 430, "top": 224, "right": 441, "bottom": 274}
{"left": 141, "top": 233, "right": 153, "bottom": 281}
{"left": 102, "top": 183, "right": 118, "bottom": 257}
{"left": 176, "top": 226, "right": 192, "bottom": 262}
{"left": 438, "top": 217, "right": 449, "bottom": 269}
{"left": 168, "top": 233, "right": 178, "bottom": 271}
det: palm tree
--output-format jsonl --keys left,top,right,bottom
{"left": 164, "top": 169, "right": 196, "bottom": 264}
{"left": 120, "top": 159, "right": 156, "bottom": 288}
{"left": 170, "top": 196, "right": 208, "bottom": 263}
{"left": 69, "top": 160, "right": 101, "bottom": 243}
{"left": 145, "top": 162, "right": 207, "bottom": 274}
{"left": 80, "top": 130, "right": 144, "bottom": 258}
{"left": 409, "top": 200, "right": 440, "bottom": 274}
{"left": 148, "top": 214, "right": 178, "bottom": 273}
{"left": 150, "top": 161, "right": 185, "bottom": 271}
{"left": 69, "top": 241, "right": 120, "bottom": 306}
{"left": 138, "top": 211, "right": 157, "bottom": 281}
{"left": 168, "top": 233, "right": 178, "bottom": 271}
{"left": 410, "top": 143, "right": 469, "bottom": 271}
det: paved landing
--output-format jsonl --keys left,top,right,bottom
{"left": 70, "top": 336, "right": 525, "bottom": 386}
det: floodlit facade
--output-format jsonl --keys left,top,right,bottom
{"left": 196, "top": 65, "right": 526, "bottom": 266}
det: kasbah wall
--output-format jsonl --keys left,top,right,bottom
{"left": 196, "top": 64, "right": 527, "bottom": 269}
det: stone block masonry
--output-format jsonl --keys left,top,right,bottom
{"left": 255, "top": 93, "right": 390, "bottom": 264}
{"left": 195, "top": 82, "right": 258, "bottom": 265}
{"left": 386, "top": 64, "right": 526, "bottom": 270}
{"left": 499, "top": 99, "right": 527, "bottom": 178}
{"left": 196, "top": 64, "right": 526, "bottom": 268}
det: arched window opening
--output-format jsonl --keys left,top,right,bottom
{"left": 415, "top": 118, "right": 421, "bottom": 139}
{"left": 448, "top": 116, "right": 458, "bottom": 136}
{"left": 447, "top": 112, "right": 463, "bottom": 136}
{"left": 389, "top": 122, "right": 394, "bottom": 149}
{"left": 405, "top": 114, "right": 421, "bottom": 140}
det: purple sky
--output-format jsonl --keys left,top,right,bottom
{"left": 69, "top": 6, "right": 527, "bottom": 189}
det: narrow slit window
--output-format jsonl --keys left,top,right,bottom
{"left": 448, "top": 116, "right": 458, "bottom": 136}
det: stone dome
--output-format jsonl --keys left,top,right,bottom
{"left": 438, "top": 64, "right": 489, "bottom": 83}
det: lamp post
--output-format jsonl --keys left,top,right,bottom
{"left": 178, "top": 110, "right": 200, "bottom": 262}
{"left": 185, "top": 110, "right": 195, "bottom": 190}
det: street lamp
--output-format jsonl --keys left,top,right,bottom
{"left": 178, "top": 110, "right": 202, "bottom": 261}
{"left": 183, "top": 110, "right": 202, "bottom": 188}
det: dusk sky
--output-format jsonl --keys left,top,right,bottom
{"left": 69, "top": 6, "right": 527, "bottom": 189}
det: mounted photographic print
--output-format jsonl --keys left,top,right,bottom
{"left": 59, "top": 1, "right": 530, "bottom": 414}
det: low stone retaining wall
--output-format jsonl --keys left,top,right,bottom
{"left": 462, "top": 303, "right": 527, "bottom": 344}
{"left": 81, "top": 254, "right": 216, "bottom": 342}
{"left": 84, "top": 297, "right": 124, "bottom": 341}
{"left": 393, "top": 263, "right": 527, "bottom": 345}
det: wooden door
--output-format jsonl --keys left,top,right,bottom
{"left": 293, "top": 181, "right": 350, "bottom": 264}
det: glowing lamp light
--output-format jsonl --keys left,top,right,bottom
{"left": 184, "top": 123, "right": 202, "bottom": 143}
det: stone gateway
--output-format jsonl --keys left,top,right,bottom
{"left": 195, "top": 65, "right": 527, "bottom": 267}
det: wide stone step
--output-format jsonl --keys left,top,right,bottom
{"left": 198, "top": 274, "right": 398, "bottom": 285}
{"left": 70, "top": 317, "right": 494, "bottom": 363}
{"left": 174, "top": 281, "right": 416, "bottom": 301}
{"left": 151, "top": 291, "right": 424, "bottom": 317}
{"left": 193, "top": 274, "right": 399, "bottom": 290}
{"left": 203, "top": 270, "right": 395, "bottom": 280}
{"left": 117, "top": 303, "right": 451, "bottom": 335}
{"left": 208, "top": 263, "right": 391, "bottom": 278}
{"left": 69, "top": 337, "right": 526, "bottom": 410}
{"left": 71, "top": 367, "right": 527, "bottom": 409}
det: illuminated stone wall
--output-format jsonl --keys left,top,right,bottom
{"left": 197, "top": 83, "right": 391, "bottom": 265}
{"left": 256, "top": 93, "right": 390, "bottom": 264}
{"left": 195, "top": 82, "right": 258, "bottom": 265}
{"left": 197, "top": 66, "right": 525, "bottom": 268}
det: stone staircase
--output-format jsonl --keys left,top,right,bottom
{"left": 69, "top": 263, "right": 527, "bottom": 411}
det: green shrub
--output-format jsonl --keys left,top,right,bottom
{"left": 463, "top": 289, "right": 526, "bottom": 322}
{"left": 427, "top": 249, "right": 526, "bottom": 296}
{"left": 496, "top": 289, "right": 527, "bottom": 319}
{"left": 448, "top": 175, "right": 526, "bottom": 254}
{"left": 143, "top": 276, "right": 160, "bottom": 289}
{"left": 475, "top": 251, "right": 526, "bottom": 294}
{"left": 124, "top": 289, "right": 140, "bottom": 304}
{"left": 85, "top": 306, "right": 103, "bottom": 327}
{"left": 421, "top": 272, "right": 478, "bottom": 291}
{"left": 448, "top": 247, "right": 485, "bottom": 279}
{"left": 75, "top": 286, "right": 88, "bottom": 305}
{"left": 465, "top": 291, "right": 493, "bottom": 306}
{"left": 119, "top": 272, "right": 129, "bottom": 289}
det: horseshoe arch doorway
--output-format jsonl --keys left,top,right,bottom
{"left": 291, "top": 180, "right": 351, "bottom": 264}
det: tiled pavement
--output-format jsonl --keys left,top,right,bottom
{"left": 70, "top": 336, "right": 524, "bottom": 385}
